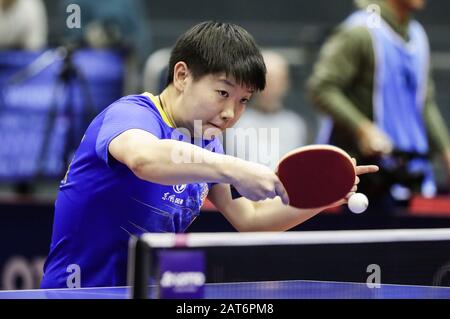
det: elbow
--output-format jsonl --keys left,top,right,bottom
{"left": 128, "top": 151, "right": 177, "bottom": 186}
{"left": 228, "top": 216, "right": 257, "bottom": 232}
{"left": 232, "top": 219, "right": 284, "bottom": 233}
{"left": 235, "top": 224, "right": 285, "bottom": 232}
{"left": 307, "top": 82, "right": 336, "bottom": 114}
{"left": 305, "top": 78, "right": 322, "bottom": 106}
{"left": 233, "top": 223, "right": 255, "bottom": 233}
{"left": 128, "top": 152, "right": 158, "bottom": 181}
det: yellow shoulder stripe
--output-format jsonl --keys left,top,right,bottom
{"left": 141, "top": 92, "right": 175, "bottom": 128}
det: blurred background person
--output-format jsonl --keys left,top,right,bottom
{"left": 0, "top": 0, "right": 48, "bottom": 195}
{"left": 228, "top": 50, "right": 307, "bottom": 169}
{"left": 59, "top": 0, "right": 152, "bottom": 93}
{"left": 0, "top": 0, "right": 48, "bottom": 50}
{"left": 307, "top": 0, "right": 450, "bottom": 213}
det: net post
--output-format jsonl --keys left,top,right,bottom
{"left": 127, "top": 235, "right": 151, "bottom": 299}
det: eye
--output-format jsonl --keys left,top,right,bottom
{"left": 217, "top": 90, "right": 229, "bottom": 98}
{"left": 240, "top": 98, "right": 250, "bottom": 105}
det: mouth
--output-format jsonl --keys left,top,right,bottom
{"left": 207, "top": 122, "right": 224, "bottom": 130}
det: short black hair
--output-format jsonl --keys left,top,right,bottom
{"left": 166, "top": 21, "right": 266, "bottom": 91}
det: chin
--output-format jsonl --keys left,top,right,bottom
{"left": 203, "top": 127, "right": 223, "bottom": 140}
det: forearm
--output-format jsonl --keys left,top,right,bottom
{"left": 131, "top": 139, "right": 235, "bottom": 185}
{"left": 240, "top": 198, "right": 322, "bottom": 232}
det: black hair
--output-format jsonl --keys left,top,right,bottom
{"left": 166, "top": 21, "right": 266, "bottom": 91}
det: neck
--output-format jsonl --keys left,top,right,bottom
{"left": 158, "top": 87, "right": 178, "bottom": 127}
{"left": 387, "top": 0, "right": 412, "bottom": 24}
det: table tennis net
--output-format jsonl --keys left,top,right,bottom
{"left": 128, "top": 229, "right": 450, "bottom": 298}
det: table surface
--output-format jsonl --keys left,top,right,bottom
{"left": 1, "top": 280, "right": 450, "bottom": 299}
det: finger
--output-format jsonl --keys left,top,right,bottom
{"left": 346, "top": 191, "right": 356, "bottom": 199}
{"left": 275, "top": 181, "right": 289, "bottom": 206}
{"left": 351, "top": 185, "right": 357, "bottom": 192}
{"left": 267, "top": 187, "right": 278, "bottom": 199}
{"left": 356, "top": 165, "right": 379, "bottom": 175}
{"left": 355, "top": 176, "right": 360, "bottom": 185}
{"left": 352, "top": 157, "right": 357, "bottom": 166}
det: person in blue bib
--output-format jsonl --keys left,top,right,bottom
{"left": 41, "top": 21, "right": 378, "bottom": 288}
{"left": 308, "top": 0, "right": 450, "bottom": 209}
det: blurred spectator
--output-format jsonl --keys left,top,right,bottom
{"left": 307, "top": 0, "right": 450, "bottom": 208}
{"left": 142, "top": 48, "right": 170, "bottom": 95}
{"left": 229, "top": 50, "right": 307, "bottom": 169}
{"left": 0, "top": 0, "right": 48, "bottom": 50}
{"left": 60, "top": 0, "right": 152, "bottom": 93}
{"left": 60, "top": 0, "right": 151, "bottom": 59}
{"left": 0, "top": 0, "right": 48, "bottom": 195}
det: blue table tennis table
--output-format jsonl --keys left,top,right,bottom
{"left": 1, "top": 280, "right": 450, "bottom": 299}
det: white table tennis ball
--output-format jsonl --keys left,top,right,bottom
{"left": 348, "top": 193, "right": 369, "bottom": 214}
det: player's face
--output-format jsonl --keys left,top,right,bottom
{"left": 397, "top": 0, "right": 426, "bottom": 11}
{"left": 181, "top": 73, "right": 253, "bottom": 140}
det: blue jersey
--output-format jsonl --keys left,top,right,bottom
{"left": 41, "top": 93, "right": 223, "bottom": 288}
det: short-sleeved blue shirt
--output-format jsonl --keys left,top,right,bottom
{"left": 41, "top": 93, "right": 223, "bottom": 288}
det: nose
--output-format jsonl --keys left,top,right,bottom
{"left": 220, "top": 101, "right": 235, "bottom": 122}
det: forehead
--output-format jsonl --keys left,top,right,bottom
{"left": 200, "top": 73, "right": 254, "bottom": 94}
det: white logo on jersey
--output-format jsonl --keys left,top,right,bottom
{"left": 173, "top": 184, "right": 187, "bottom": 194}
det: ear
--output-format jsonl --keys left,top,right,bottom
{"left": 172, "top": 62, "right": 190, "bottom": 92}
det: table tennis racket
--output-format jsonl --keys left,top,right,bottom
{"left": 230, "top": 145, "right": 356, "bottom": 209}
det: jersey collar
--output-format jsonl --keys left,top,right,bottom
{"left": 142, "top": 92, "right": 176, "bottom": 128}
